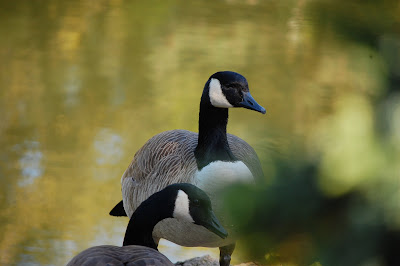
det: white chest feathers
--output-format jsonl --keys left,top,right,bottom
{"left": 194, "top": 161, "right": 254, "bottom": 193}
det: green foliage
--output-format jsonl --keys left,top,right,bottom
{"left": 224, "top": 156, "right": 399, "bottom": 265}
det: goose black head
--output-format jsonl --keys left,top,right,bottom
{"left": 205, "top": 71, "right": 266, "bottom": 114}
{"left": 170, "top": 183, "right": 228, "bottom": 239}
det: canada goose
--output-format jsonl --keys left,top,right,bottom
{"left": 67, "top": 183, "right": 227, "bottom": 266}
{"left": 110, "top": 71, "right": 265, "bottom": 266}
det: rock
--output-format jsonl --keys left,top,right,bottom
{"left": 175, "top": 255, "right": 260, "bottom": 266}
{"left": 175, "top": 255, "right": 219, "bottom": 266}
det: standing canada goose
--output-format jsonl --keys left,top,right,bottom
{"left": 67, "top": 183, "right": 228, "bottom": 266}
{"left": 110, "top": 71, "right": 266, "bottom": 266}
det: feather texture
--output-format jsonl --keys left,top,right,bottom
{"left": 121, "top": 129, "right": 263, "bottom": 217}
{"left": 66, "top": 245, "right": 174, "bottom": 266}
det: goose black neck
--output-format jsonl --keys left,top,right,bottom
{"left": 195, "top": 88, "right": 236, "bottom": 170}
{"left": 122, "top": 191, "right": 174, "bottom": 249}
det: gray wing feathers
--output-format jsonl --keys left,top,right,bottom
{"left": 227, "top": 134, "right": 264, "bottom": 182}
{"left": 122, "top": 129, "right": 263, "bottom": 217}
{"left": 66, "top": 245, "right": 174, "bottom": 266}
{"left": 124, "top": 130, "right": 197, "bottom": 182}
{"left": 122, "top": 130, "right": 198, "bottom": 216}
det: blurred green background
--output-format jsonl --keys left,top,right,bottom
{"left": 0, "top": 0, "right": 399, "bottom": 265}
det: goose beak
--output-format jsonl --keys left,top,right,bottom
{"left": 201, "top": 211, "right": 228, "bottom": 239}
{"left": 239, "top": 91, "right": 266, "bottom": 114}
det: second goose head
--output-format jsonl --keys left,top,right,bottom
{"left": 123, "top": 183, "right": 228, "bottom": 248}
{"left": 173, "top": 183, "right": 228, "bottom": 239}
{"left": 204, "top": 71, "right": 266, "bottom": 114}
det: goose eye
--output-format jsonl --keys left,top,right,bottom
{"left": 192, "top": 199, "right": 200, "bottom": 207}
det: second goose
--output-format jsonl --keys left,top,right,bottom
{"left": 68, "top": 183, "right": 227, "bottom": 266}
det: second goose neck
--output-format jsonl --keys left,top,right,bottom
{"left": 123, "top": 196, "right": 172, "bottom": 249}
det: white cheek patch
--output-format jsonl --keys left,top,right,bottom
{"left": 209, "top": 78, "right": 233, "bottom": 108}
{"left": 173, "top": 190, "right": 195, "bottom": 223}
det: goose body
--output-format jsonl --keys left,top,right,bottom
{"left": 121, "top": 130, "right": 263, "bottom": 217}
{"left": 66, "top": 245, "right": 174, "bottom": 266}
{"left": 68, "top": 183, "right": 227, "bottom": 266}
{"left": 110, "top": 71, "right": 265, "bottom": 265}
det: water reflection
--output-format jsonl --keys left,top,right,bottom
{"left": 63, "top": 66, "right": 81, "bottom": 107}
{"left": 93, "top": 128, "right": 124, "bottom": 166}
{"left": 12, "top": 141, "right": 44, "bottom": 187}
{"left": 0, "top": 0, "right": 398, "bottom": 265}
